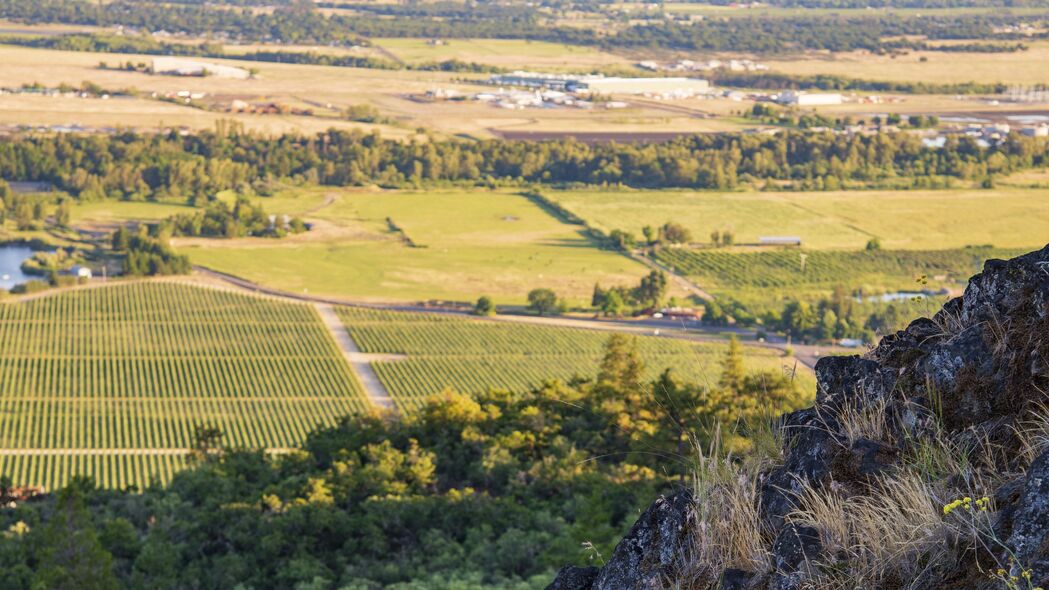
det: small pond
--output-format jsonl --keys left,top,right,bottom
{"left": 855, "top": 289, "right": 950, "bottom": 303}
{"left": 0, "top": 245, "right": 38, "bottom": 290}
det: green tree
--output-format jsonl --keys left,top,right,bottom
{"left": 597, "top": 333, "right": 644, "bottom": 390}
{"left": 601, "top": 289, "right": 627, "bottom": 317}
{"left": 659, "top": 222, "right": 691, "bottom": 244}
{"left": 642, "top": 225, "right": 657, "bottom": 246}
{"left": 718, "top": 336, "right": 746, "bottom": 395}
{"left": 473, "top": 295, "right": 495, "bottom": 316}
{"left": 634, "top": 270, "right": 667, "bottom": 308}
{"left": 526, "top": 288, "right": 559, "bottom": 316}
{"left": 55, "top": 200, "right": 72, "bottom": 228}
{"left": 32, "top": 482, "right": 119, "bottom": 590}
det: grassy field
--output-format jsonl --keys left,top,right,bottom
{"left": 546, "top": 188, "right": 1049, "bottom": 251}
{"left": 374, "top": 37, "right": 631, "bottom": 70}
{"left": 185, "top": 188, "right": 652, "bottom": 305}
{"left": 756, "top": 41, "right": 1049, "bottom": 86}
{"left": 71, "top": 200, "right": 199, "bottom": 226}
{"left": 0, "top": 282, "right": 369, "bottom": 490}
{"left": 337, "top": 306, "right": 812, "bottom": 411}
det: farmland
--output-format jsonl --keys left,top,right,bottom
{"left": 337, "top": 306, "right": 810, "bottom": 412}
{"left": 0, "top": 282, "right": 369, "bottom": 490}
{"left": 185, "top": 188, "right": 653, "bottom": 305}
{"left": 653, "top": 245, "right": 1027, "bottom": 308}
{"left": 546, "top": 188, "right": 1049, "bottom": 251}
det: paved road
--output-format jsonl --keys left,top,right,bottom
{"left": 314, "top": 303, "right": 397, "bottom": 412}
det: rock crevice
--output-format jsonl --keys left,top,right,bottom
{"left": 550, "top": 245, "right": 1049, "bottom": 590}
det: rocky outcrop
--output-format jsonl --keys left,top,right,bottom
{"left": 549, "top": 245, "right": 1049, "bottom": 590}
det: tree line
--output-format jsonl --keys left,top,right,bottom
{"left": 1, "top": 129, "right": 1047, "bottom": 200}
{"left": 1, "top": 0, "right": 1045, "bottom": 54}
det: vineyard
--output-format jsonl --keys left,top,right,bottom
{"left": 336, "top": 307, "right": 804, "bottom": 411}
{"left": 653, "top": 246, "right": 1025, "bottom": 292}
{"left": 0, "top": 283, "right": 368, "bottom": 490}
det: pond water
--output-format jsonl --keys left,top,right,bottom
{"left": 0, "top": 245, "right": 37, "bottom": 290}
{"left": 855, "top": 289, "right": 949, "bottom": 303}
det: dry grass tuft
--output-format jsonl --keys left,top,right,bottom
{"left": 790, "top": 472, "right": 951, "bottom": 589}
{"left": 676, "top": 427, "right": 779, "bottom": 589}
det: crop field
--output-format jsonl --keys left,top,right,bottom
{"left": 186, "top": 189, "right": 652, "bottom": 305}
{"left": 654, "top": 245, "right": 1026, "bottom": 300}
{"left": 0, "top": 282, "right": 368, "bottom": 490}
{"left": 547, "top": 188, "right": 1049, "bottom": 251}
{"left": 337, "top": 306, "right": 810, "bottom": 411}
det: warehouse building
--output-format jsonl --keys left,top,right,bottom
{"left": 568, "top": 77, "right": 709, "bottom": 95}
{"left": 489, "top": 72, "right": 709, "bottom": 96}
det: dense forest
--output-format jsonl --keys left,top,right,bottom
{"left": 0, "top": 129, "right": 1045, "bottom": 200}
{"left": 0, "top": 336, "right": 806, "bottom": 589}
{"left": 1, "top": 0, "right": 1046, "bottom": 53}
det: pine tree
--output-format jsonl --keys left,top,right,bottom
{"left": 32, "top": 482, "right": 119, "bottom": 590}
{"left": 718, "top": 336, "right": 746, "bottom": 395}
{"left": 597, "top": 334, "right": 644, "bottom": 390}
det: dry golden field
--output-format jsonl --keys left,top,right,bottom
{"left": 0, "top": 45, "right": 747, "bottom": 138}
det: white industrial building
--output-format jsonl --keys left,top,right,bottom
{"left": 776, "top": 91, "right": 843, "bottom": 106}
{"left": 488, "top": 71, "right": 709, "bottom": 96}
{"left": 568, "top": 77, "right": 709, "bottom": 95}
{"left": 152, "top": 57, "right": 252, "bottom": 80}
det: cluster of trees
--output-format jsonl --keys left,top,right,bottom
{"left": 703, "top": 286, "right": 924, "bottom": 344}
{"left": 1, "top": 0, "right": 1045, "bottom": 54}
{"left": 713, "top": 71, "right": 1012, "bottom": 95}
{"left": 2, "top": 129, "right": 1048, "bottom": 199}
{"left": 747, "top": 104, "right": 941, "bottom": 131}
{"left": 111, "top": 225, "right": 190, "bottom": 276}
{"left": 591, "top": 270, "right": 669, "bottom": 316}
{"left": 0, "top": 334, "right": 807, "bottom": 588}
{"left": 162, "top": 197, "right": 306, "bottom": 239}
{"left": 609, "top": 222, "right": 694, "bottom": 251}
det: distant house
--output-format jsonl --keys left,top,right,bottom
{"left": 759, "top": 236, "right": 802, "bottom": 246}
{"left": 70, "top": 265, "right": 92, "bottom": 279}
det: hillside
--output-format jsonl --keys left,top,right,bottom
{"left": 551, "top": 244, "right": 1049, "bottom": 589}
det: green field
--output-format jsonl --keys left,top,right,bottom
{"left": 547, "top": 188, "right": 1049, "bottom": 251}
{"left": 186, "top": 189, "right": 650, "bottom": 305}
{"left": 71, "top": 200, "right": 199, "bottom": 225}
{"left": 654, "top": 245, "right": 1026, "bottom": 305}
{"left": 0, "top": 282, "right": 368, "bottom": 490}
{"left": 337, "top": 306, "right": 811, "bottom": 411}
